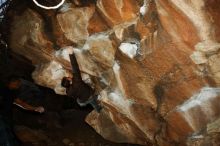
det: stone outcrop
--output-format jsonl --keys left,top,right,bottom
{"left": 32, "top": 60, "right": 71, "bottom": 95}
{"left": 8, "top": 0, "right": 220, "bottom": 145}
{"left": 10, "top": 8, "right": 54, "bottom": 64}
{"left": 96, "top": 0, "right": 140, "bottom": 27}
{"left": 56, "top": 6, "right": 95, "bottom": 44}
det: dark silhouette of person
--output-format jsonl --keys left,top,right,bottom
{"left": 61, "top": 53, "right": 102, "bottom": 112}
{"left": 0, "top": 76, "right": 45, "bottom": 146}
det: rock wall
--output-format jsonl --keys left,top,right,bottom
{"left": 8, "top": 0, "right": 220, "bottom": 145}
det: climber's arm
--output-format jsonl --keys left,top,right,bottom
{"left": 13, "top": 98, "right": 45, "bottom": 113}
{"left": 69, "top": 53, "right": 82, "bottom": 80}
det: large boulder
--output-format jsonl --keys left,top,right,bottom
{"left": 32, "top": 60, "right": 71, "bottom": 95}
{"left": 56, "top": 6, "right": 95, "bottom": 44}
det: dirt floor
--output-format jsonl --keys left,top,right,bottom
{"left": 0, "top": 53, "right": 141, "bottom": 146}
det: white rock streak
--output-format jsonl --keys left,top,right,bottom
{"left": 177, "top": 87, "right": 220, "bottom": 130}
{"left": 140, "top": 0, "right": 149, "bottom": 16}
{"left": 109, "top": 62, "right": 134, "bottom": 115}
{"left": 119, "top": 42, "right": 138, "bottom": 58}
{"left": 109, "top": 91, "right": 133, "bottom": 113}
{"left": 179, "top": 87, "right": 220, "bottom": 112}
{"left": 33, "top": 0, "right": 65, "bottom": 10}
{"left": 113, "top": 62, "right": 125, "bottom": 94}
{"left": 190, "top": 51, "right": 207, "bottom": 64}
{"left": 100, "top": 89, "right": 133, "bottom": 117}
{"left": 170, "top": 0, "right": 213, "bottom": 41}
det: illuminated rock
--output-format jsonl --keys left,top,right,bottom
{"left": 32, "top": 61, "right": 71, "bottom": 95}
{"left": 56, "top": 6, "right": 95, "bottom": 44}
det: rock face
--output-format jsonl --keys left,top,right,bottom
{"left": 32, "top": 60, "right": 71, "bottom": 95}
{"left": 56, "top": 6, "right": 95, "bottom": 44}
{"left": 10, "top": 9, "right": 54, "bottom": 64}
{"left": 8, "top": 0, "right": 220, "bottom": 145}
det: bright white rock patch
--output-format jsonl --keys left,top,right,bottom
{"left": 195, "top": 40, "right": 220, "bottom": 54}
{"left": 190, "top": 51, "right": 207, "bottom": 64}
{"left": 176, "top": 87, "right": 220, "bottom": 131}
{"left": 59, "top": 2, "right": 72, "bottom": 13}
{"left": 140, "top": 0, "right": 149, "bottom": 16}
{"left": 55, "top": 46, "right": 74, "bottom": 61}
{"left": 179, "top": 87, "right": 220, "bottom": 112}
{"left": 101, "top": 89, "right": 134, "bottom": 116}
{"left": 119, "top": 43, "right": 138, "bottom": 58}
{"left": 113, "top": 62, "right": 125, "bottom": 95}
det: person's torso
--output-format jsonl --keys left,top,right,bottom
{"left": 18, "top": 79, "right": 40, "bottom": 93}
{"left": 17, "top": 79, "right": 41, "bottom": 101}
{"left": 66, "top": 79, "right": 94, "bottom": 103}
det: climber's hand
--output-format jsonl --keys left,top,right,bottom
{"left": 34, "top": 106, "right": 45, "bottom": 113}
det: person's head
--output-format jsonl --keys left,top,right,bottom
{"left": 6, "top": 75, "right": 21, "bottom": 90}
{"left": 61, "top": 77, "right": 72, "bottom": 88}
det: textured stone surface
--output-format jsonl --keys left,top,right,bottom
{"left": 166, "top": 88, "right": 220, "bottom": 140}
{"left": 56, "top": 6, "right": 95, "bottom": 44}
{"left": 96, "top": 0, "right": 140, "bottom": 26}
{"left": 10, "top": 9, "right": 54, "bottom": 64}
{"left": 8, "top": 0, "right": 220, "bottom": 145}
{"left": 32, "top": 61, "right": 71, "bottom": 95}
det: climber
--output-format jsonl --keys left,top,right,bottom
{"left": 61, "top": 53, "right": 102, "bottom": 113}
{"left": 0, "top": 76, "right": 45, "bottom": 146}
